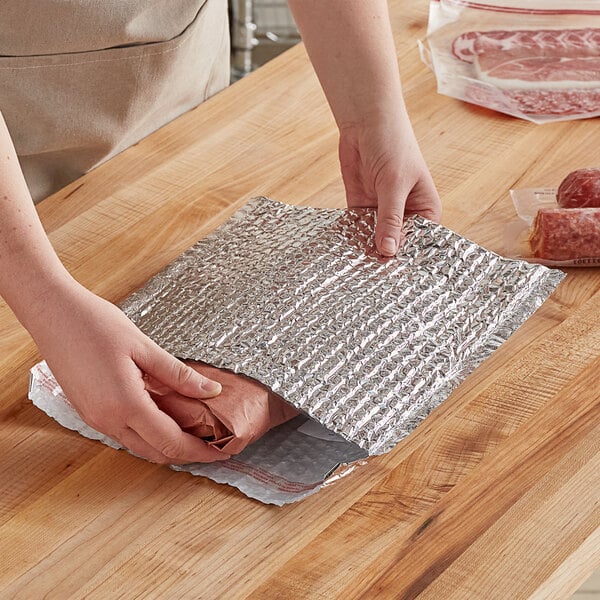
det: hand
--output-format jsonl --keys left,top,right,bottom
{"left": 0, "top": 109, "right": 223, "bottom": 465}
{"left": 29, "top": 282, "right": 230, "bottom": 464}
{"left": 339, "top": 114, "right": 442, "bottom": 256}
{"left": 287, "top": 0, "right": 439, "bottom": 255}
{"left": 149, "top": 362, "right": 299, "bottom": 455}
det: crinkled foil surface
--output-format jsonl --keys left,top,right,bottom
{"left": 121, "top": 197, "right": 565, "bottom": 455}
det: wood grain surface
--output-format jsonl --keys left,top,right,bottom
{"left": 1, "top": 1, "right": 599, "bottom": 598}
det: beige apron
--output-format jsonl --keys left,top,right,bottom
{"left": 0, "top": 0, "right": 230, "bottom": 202}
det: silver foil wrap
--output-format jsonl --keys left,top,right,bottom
{"left": 120, "top": 197, "right": 565, "bottom": 455}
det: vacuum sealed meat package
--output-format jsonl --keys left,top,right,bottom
{"left": 557, "top": 168, "right": 600, "bottom": 208}
{"left": 421, "top": 1, "right": 600, "bottom": 123}
{"left": 530, "top": 208, "right": 600, "bottom": 261}
{"left": 506, "top": 169, "right": 600, "bottom": 266}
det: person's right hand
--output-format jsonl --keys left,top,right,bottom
{"left": 339, "top": 114, "right": 442, "bottom": 256}
{"left": 29, "top": 282, "right": 230, "bottom": 465}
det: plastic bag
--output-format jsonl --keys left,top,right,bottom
{"left": 420, "top": 0, "right": 600, "bottom": 123}
{"left": 505, "top": 187, "right": 600, "bottom": 266}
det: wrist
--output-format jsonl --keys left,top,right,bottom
{"left": 4, "top": 266, "right": 84, "bottom": 337}
{"left": 337, "top": 99, "right": 410, "bottom": 135}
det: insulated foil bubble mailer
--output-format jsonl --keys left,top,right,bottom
{"left": 29, "top": 197, "right": 565, "bottom": 505}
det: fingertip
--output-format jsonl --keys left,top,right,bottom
{"left": 198, "top": 379, "right": 222, "bottom": 398}
{"left": 380, "top": 236, "right": 398, "bottom": 256}
{"left": 375, "top": 210, "right": 404, "bottom": 257}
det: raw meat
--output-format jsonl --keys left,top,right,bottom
{"left": 464, "top": 81, "right": 600, "bottom": 116}
{"left": 453, "top": 29, "right": 600, "bottom": 64}
{"left": 557, "top": 168, "right": 600, "bottom": 208}
{"left": 505, "top": 88, "right": 600, "bottom": 116}
{"left": 149, "top": 362, "right": 299, "bottom": 455}
{"left": 475, "top": 53, "right": 600, "bottom": 90}
{"left": 454, "top": 28, "right": 600, "bottom": 116}
{"left": 530, "top": 207, "right": 600, "bottom": 261}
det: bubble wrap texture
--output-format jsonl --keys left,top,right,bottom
{"left": 121, "top": 197, "right": 565, "bottom": 455}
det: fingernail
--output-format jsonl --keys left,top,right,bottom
{"left": 202, "top": 380, "right": 222, "bottom": 395}
{"left": 381, "top": 237, "right": 397, "bottom": 256}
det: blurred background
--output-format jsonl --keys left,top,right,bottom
{"left": 230, "top": 0, "right": 299, "bottom": 80}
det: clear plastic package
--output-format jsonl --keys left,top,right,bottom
{"left": 506, "top": 187, "right": 600, "bottom": 266}
{"left": 420, "top": 0, "right": 600, "bottom": 123}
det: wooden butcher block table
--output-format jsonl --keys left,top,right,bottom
{"left": 1, "top": 2, "right": 599, "bottom": 598}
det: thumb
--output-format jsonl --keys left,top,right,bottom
{"left": 375, "top": 180, "right": 409, "bottom": 257}
{"left": 136, "top": 343, "right": 222, "bottom": 399}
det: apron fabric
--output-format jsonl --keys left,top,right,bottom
{"left": 0, "top": 0, "right": 230, "bottom": 202}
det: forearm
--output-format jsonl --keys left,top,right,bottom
{"left": 287, "top": 0, "right": 406, "bottom": 128}
{"left": 0, "top": 111, "right": 74, "bottom": 331}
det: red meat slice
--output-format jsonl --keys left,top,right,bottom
{"left": 476, "top": 53, "right": 600, "bottom": 88}
{"left": 453, "top": 29, "right": 600, "bottom": 115}
{"left": 557, "top": 168, "right": 600, "bottom": 208}
{"left": 453, "top": 29, "right": 600, "bottom": 63}
{"left": 530, "top": 208, "right": 600, "bottom": 261}
{"left": 464, "top": 81, "right": 600, "bottom": 116}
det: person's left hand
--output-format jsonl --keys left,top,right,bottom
{"left": 339, "top": 112, "right": 442, "bottom": 257}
